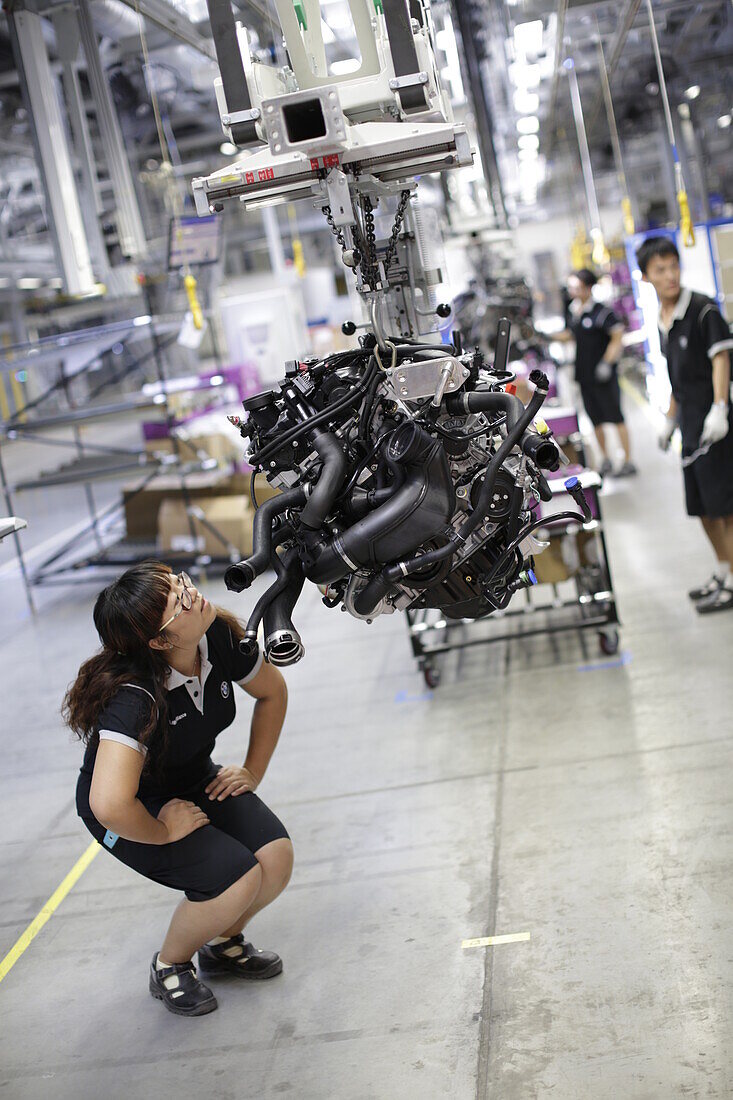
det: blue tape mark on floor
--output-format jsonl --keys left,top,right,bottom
{"left": 577, "top": 650, "right": 632, "bottom": 673}
{"left": 395, "top": 689, "right": 434, "bottom": 703}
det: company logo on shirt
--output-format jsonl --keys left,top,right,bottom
{"left": 221, "top": 681, "right": 230, "bottom": 698}
{"left": 679, "top": 335, "right": 688, "bottom": 349}
{"left": 169, "top": 713, "right": 187, "bottom": 726}
{"left": 582, "top": 316, "right": 593, "bottom": 328}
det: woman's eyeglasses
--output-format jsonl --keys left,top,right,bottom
{"left": 158, "top": 572, "right": 196, "bottom": 634}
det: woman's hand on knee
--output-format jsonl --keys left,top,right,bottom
{"left": 205, "top": 766, "right": 259, "bottom": 801}
{"left": 157, "top": 799, "right": 210, "bottom": 843}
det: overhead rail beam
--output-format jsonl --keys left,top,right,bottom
{"left": 546, "top": 0, "right": 568, "bottom": 153}
{"left": 585, "top": 0, "right": 643, "bottom": 133}
{"left": 114, "top": 0, "right": 217, "bottom": 59}
{"left": 451, "top": 0, "right": 507, "bottom": 228}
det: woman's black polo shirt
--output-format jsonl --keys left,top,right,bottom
{"left": 659, "top": 288, "right": 733, "bottom": 446}
{"left": 76, "top": 617, "right": 262, "bottom": 818}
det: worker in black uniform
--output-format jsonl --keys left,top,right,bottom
{"left": 638, "top": 236, "right": 733, "bottom": 614}
{"left": 562, "top": 268, "right": 637, "bottom": 477}
{"left": 63, "top": 561, "right": 293, "bottom": 1016}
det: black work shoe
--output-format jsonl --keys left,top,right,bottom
{"left": 599, "top": 458, "right": 613, "bottom": 477}
{"left": 149, "top": 953, "right": 218, "bottom": 1016}
{"left": 688, "top": 573, "right": 724, "bottom": 601}
{"left": 198, "top": 934, "right": 283, "bottom": 980}
{"left": 696, "top": 586, "right": 733, "bottom": 615}
{"left": 616, "top": 461, "right": 638, "bottom": 477}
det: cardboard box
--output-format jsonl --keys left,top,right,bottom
{"left": 144, "top": 431, "right": 243, "bottom": 465}
{"left": 532, "top": 529, "right": 594, "bottom": 585}
{"left": 158, "top": 496, "right": 254, "bottom": 558}
{"left": 123, "top": 471, "right": 279, "bottom": 540}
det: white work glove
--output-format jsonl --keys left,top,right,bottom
{"left": 657, "top": 416, "right": 677, "bottom": 451}
{"left": 699, "top": 401, "right": 729, "bottom": 447}
{"left": 595, "top": 360, "right": 614, "bottom": 383}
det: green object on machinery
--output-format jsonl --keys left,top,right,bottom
{"left": 294, "top": 0, "right": 307, "bottom": 29}
{"left": 373, "top": 0, "right": 383, "bottom": 11}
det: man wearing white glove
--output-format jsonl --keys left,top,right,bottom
{"left": 638, "top": 236, "right": 733, "bottom": 614}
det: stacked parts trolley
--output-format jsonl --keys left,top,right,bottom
{"left": 406, "top": 466, "right": 620, "bottom": 689}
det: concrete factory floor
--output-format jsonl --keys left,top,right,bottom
{"left": 1, "top": 397, "right": 732, "bottom": 1099}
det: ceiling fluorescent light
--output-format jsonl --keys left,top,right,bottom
{"left": 684, "top": 85, "right": 700, "bottom": 100}
{"left": 514, "top": 89, "right": 539, "bottom": 114}
{"left": 509, "top": 61, "right": 541, "bottom": 88}
{"left": 513, "top": 20, "right": 543, "bottom": 57}
{"left": 518, "top": 133, "right": 539, "bottom": 150}
{"left": 517, "top": 115, "right": 540, "bottom": 134}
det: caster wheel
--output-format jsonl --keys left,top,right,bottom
{"left": 423, "top": 665, "right": 441, "bottom": 689}
{"left": 598, "top": 628, "right": 619, "bottom": 656}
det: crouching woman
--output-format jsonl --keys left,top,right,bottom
{"left": 63, "top": 561, "right": 293, "bottom": 1017}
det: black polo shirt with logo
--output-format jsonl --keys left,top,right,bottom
{"left": 659, "top": 288, "right": 733, "bottom": 447}
{"left": 76, "top": 617, "right": 263, "bottom": 818}
{"left": 568, "top": 300, "right": 624, "bottom": 385}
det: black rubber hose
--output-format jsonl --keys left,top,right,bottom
{"left": 444, "top": 389, "right": 525, "bottom": 430}
{"left": 224, "top": 487, "right": 305, "bottom": 591}
{"left": 240, "top": 549, "right": 290, "bottom": 654}
{"left": 484, "top": 507, "right": 588, "bottom": 592}
{"left": 459, "top": 372, "right": 549, "bottom": 542}
{"left": 353, "top": 572, "right": 393, "bottom": 617}
{"left": 299, "top": 429, "right": 348, "bottom": 530}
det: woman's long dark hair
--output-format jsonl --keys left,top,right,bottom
{"left": 62, "top": 561, "right": 246, "bottom": 765}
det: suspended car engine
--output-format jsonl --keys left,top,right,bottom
{"left": 224, "top": 332, "right": 592, "bottom": 665}
{"left": 195, "top": 0, "right": 592, "bottom": 665}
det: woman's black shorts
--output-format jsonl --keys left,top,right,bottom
{"left": 79, "top": 771, "right": 289, "bottom": 902}
{"left": 580, "top": 377, "right": 624, "bottom": 427}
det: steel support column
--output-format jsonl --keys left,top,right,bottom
{"left": 6, "top": 6, "right": 96, "bottom": 296}
{"left": 76, "top": 0, "right": 148, "bottom": 261}
{"left": 451, "top": 0, "right": 507, "bottom": 229}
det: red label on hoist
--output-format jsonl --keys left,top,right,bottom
{"left": 310, "top": 154, "right": 340, "bottom": 170}
{"left": 505, "top": 383, "right": 517, "bottom": 395}
{"left": 258, "top": 168, "right": 275, "bottom": 181}
{"left": 245, "top": 171, "right": 255, "bottom": 184}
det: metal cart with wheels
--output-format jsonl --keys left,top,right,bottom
{"left": 405, "top": 470, "right": 620, "bottom": 688}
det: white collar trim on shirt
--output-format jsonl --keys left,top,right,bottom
{"left": 569, "top": 296, "right": 595, "bottom": 318}
{"left": 658, "top": 286, "right": 691, "bottom": 334}
{"left": 166, "top": 632, "right": 212, "bottom": 714}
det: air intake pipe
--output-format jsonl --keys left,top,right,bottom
{"left": 262, "top": 557, "right": 306, "bottom": 666}
{"left": 304, "top": 422, "right": 455, "bottom": 586}
{"left": 224, "top": 487, "right": 305, "bottom": 591}
{"left": 299, "top": 429, "right": 348, "bottom": 530}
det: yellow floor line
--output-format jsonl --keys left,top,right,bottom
{"left": 0, "top": 840, "right": 101, "bottom": 984}
{"left": 619, "top": 376, "right": 654, "bottom": 418}
{"left": 462, "top": 932, "right": 531, "bottom": 949}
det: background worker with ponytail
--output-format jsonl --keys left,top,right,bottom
{"left": 63, "top": 561, "right": 293, "bottom": 1017}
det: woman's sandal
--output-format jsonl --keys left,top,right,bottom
{"left": 198, "top": 934, "right": 283, "bottom": 979}
{"left": 149, "top": 953, "right": 218, "bottom": 1016}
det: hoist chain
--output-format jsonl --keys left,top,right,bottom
{"left": 383, "top": 189, "right": 411, "bottom": 273}
{"left": 322, "top": 187, "right": 411, "bottom": 289}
